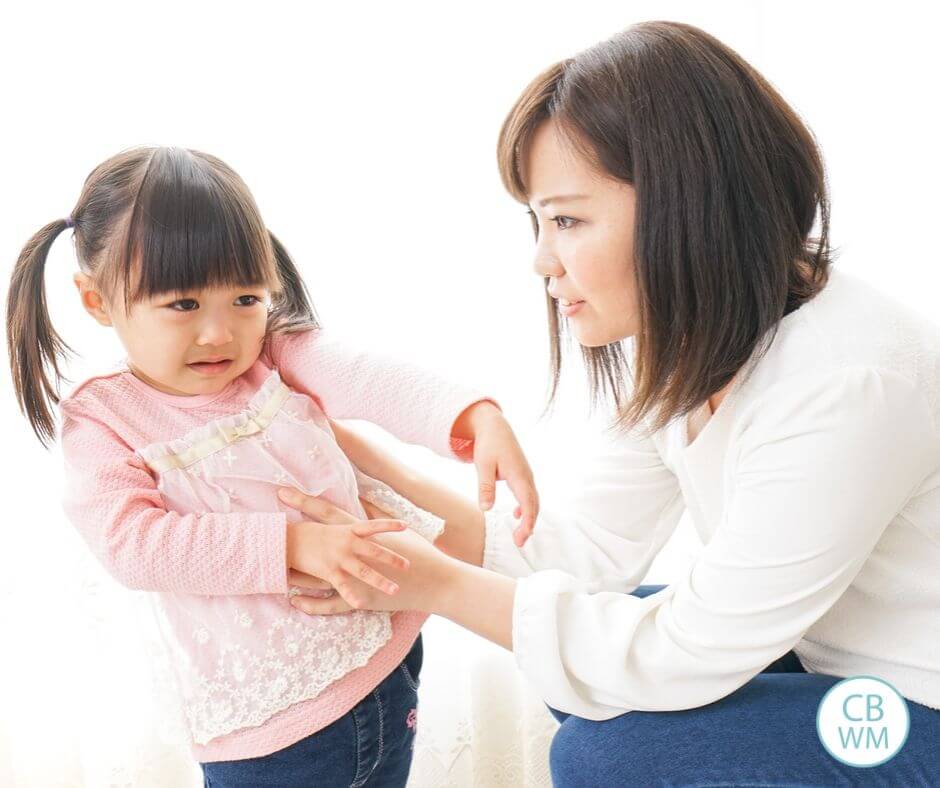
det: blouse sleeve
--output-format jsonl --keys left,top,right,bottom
{"left": 510, "top": 365, "right": 937, "bottom": 719}
{"left": 268, "top": 328, "right": 495, "bottom": 461}
{"left": 59, "top": 400, "right": 290, "bottom": 596}
{"left": 482, "top": 421, "right": 685, "bottom": 593}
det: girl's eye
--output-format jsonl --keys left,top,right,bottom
{"left": 167, "top": 295, "right": 262, "bottom": 311}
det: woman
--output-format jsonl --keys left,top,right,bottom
{"left": 280, "top": 21, "right": 940, "bottom": 785}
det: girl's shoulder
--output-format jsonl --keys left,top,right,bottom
{"left": 59, "top": 363, "right": 134, "bottom": 414}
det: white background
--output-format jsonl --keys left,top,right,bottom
{"left": 1, "top": 1, "right": 938, "bottom": 785}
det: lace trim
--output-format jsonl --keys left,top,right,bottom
{"left": 152, "top": 600, "right": 394, "bottom": 745}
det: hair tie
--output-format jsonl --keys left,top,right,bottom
{"left": 64, "top": 215, "right": 74, "bottom": 229}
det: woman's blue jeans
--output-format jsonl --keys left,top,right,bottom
{"left": 548, "top": 585, "right": 940, "bottom": 787}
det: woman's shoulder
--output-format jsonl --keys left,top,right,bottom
{"left": 739, "top": 267, "right": 940, "bottom": 410}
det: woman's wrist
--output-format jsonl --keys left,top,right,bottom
{"left": 431, "top": 557, "right": 517, "bottom": 650}
{"left": 431, "top": 555, "right": 479, "bottom": 617}
{"left": 435, "top": 506, "right": 486, "bottom": 567}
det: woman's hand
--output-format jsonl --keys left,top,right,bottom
{"left": 278, "top": 486, "right": 458, "bottom": 615}
{"left": 280, "top": 488, "right": 413, "bottom": 604}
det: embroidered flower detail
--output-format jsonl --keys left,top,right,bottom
{"left": 306, "top": 446, "right": 321, "bottom": 460}
{"left": 193, "top": 627, "right": 210, "bottom": 645}
{"left": 406, "top": 708, "right": 417, "bottom": 730}
{"left": 255, "top": 431, "right": 273, "bottom": 448}
{"left": 221, "top": 448, "right": 237, "bottom": 468}
{"left": 224, "top": 486, "right": 240, "bottom": 503}
{"left": 273, "top": 469, "right": 290, "bottom": 485}
{"left": 234, "top": 609, "right": 253, "bottom": 628}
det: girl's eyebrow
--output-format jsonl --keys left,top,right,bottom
{"left": 536, "top": 193, "right": 590, "bottom": 207}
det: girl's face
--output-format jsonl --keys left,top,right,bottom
{"left": 524, "top": 119, "right": 639, "bottom": 346}
{"left": 74, "top": 274, "right": 270, "bottom": 396}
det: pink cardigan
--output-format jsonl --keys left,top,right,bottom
{"left": 57, "top": 327, "right": 485, "bottom": 762}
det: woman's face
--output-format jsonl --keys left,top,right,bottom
{"left": 524, "top": 118, "right": 639, "bottom": 346}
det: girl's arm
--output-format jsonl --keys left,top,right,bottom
{"left": 60, "top": 399, "right": 292, "bottom": 596}
{"left": 270, "top": 329, "right": 539, "bottom": 543}
{"left": 269, "top": 328, "right": 494, "bottom": 462}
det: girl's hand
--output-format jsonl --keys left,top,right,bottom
{"left": 279, "top": 488, "right": 412, "bottom": 608}
{"left": 452, "top": 401, "right": 539, "bottom": 547}
{"left": 278, "top": 487, "right": 456, "bottom": 616}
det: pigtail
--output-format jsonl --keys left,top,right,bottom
{"left": 6, "top": 218, "right": 78, "bottom": 448}
{"left": 266, "top": 231, "right": 319, "bottom": 335}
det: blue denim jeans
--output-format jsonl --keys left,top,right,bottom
{"left": 200, "top": 634, "right": 422, "bottom": 788}
{"left": 548, "top": 585, "right": 940, "bottom": 787}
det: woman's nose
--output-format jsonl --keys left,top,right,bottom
{"left": 533, "top": 249, "right": 565, "bottom": 279}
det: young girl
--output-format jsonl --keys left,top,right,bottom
{"left": 5, "top": 145, "right": 538, "bottom": 785}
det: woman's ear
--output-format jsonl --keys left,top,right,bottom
{"left": 72, "top": 271, "right": 113, "bottom": 327}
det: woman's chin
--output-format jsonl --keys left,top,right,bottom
{"left": 569, "top": 322, "right": 635, "bottom": 347}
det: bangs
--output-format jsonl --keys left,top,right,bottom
{"left": 108, "top": 148, "right": 279, "bottom": 309}
{"left": 497, "top": 60, "right": 569, "bottom": 204}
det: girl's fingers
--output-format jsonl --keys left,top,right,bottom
{"left": 287, "top": 569, "right": 334, "bottom": 590}
{"left": 291, "top": 595, "right": 353, "bottom": 615}
{"left": 360, "top": 498, "right": 393, "bottom": 521}
{"left": 506, "top": 472, "right": 539, "bottom": 540}
{"left": 353, "top": 539, "right": 411, "bottom": 571}
{"left": 352, "top": 518, "right": 406, "bottom": 537}
{"left": 277, "top": 487, "right": 356, "bottom": 525}
{"left": 476, "top": 457, "right": 497, "bottom": 511}
{"left": 343, "top": 560, "right": 399, "bottom": 596}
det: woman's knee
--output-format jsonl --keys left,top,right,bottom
{"left": 549, "top": 713, "right": 664, "bottom": 787}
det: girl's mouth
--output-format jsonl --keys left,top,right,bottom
{"left": 187, "top": 360, "right": 233, "bottom": 376}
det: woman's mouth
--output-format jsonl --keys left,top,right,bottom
{"left": 558, "top": 299, "right": 585, "bottom": 317}
{"left": 187, "top": 359, "right": 233, "bottom": 376}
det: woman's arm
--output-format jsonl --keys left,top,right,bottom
{"left": 331, "top": 414, "right": 686, "bottom": 593}
{"left": 298, "top": 366, "right": 937, "bottom": 721}
{"left": 329, "top": 418, "right": 485, "bottom": 566}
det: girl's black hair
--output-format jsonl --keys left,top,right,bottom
{"left": 7, "top": 146, "right": 318, "bottom": 448}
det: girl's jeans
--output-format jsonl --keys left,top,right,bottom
{"left": 549, "top": 585, "right": 940, "bottom": 787}
{"left": 200, "top": 634, "right": 422, "bottom": 788}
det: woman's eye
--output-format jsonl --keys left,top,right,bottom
{"left": 169, "top": 299, "right": 198, "bottom": 312}
{"left": 236, "top": 295, "right": 262, "bottom": 307}
{"left": 552, "top": 215, "right": 578, "bottom": 230}
{"left": 526, "top": 209, "right": 540, "bottom": 239}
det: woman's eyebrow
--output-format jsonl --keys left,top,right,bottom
{"left": 536, "top": 193, "right": 590, "bottom": 207}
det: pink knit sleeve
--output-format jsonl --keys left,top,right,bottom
{"left": 268, "top": 328, "right": 498, "bottom": 461}
{"left": 59, "top": 400, "right": 290, "bottom": 596}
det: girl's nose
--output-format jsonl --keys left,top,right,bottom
{"left": 196, "top": 315, "right": 234, "bottom": 346}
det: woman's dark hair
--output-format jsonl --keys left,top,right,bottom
{"left": 6, "top": 146, "right": 318, "bottom": 448}
{"left": 497, "top": 20, "right": 836, "bottom": 433}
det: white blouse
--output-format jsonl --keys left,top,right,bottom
{"left": 483, "top": 266, "right": 940, "bottom": 719}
